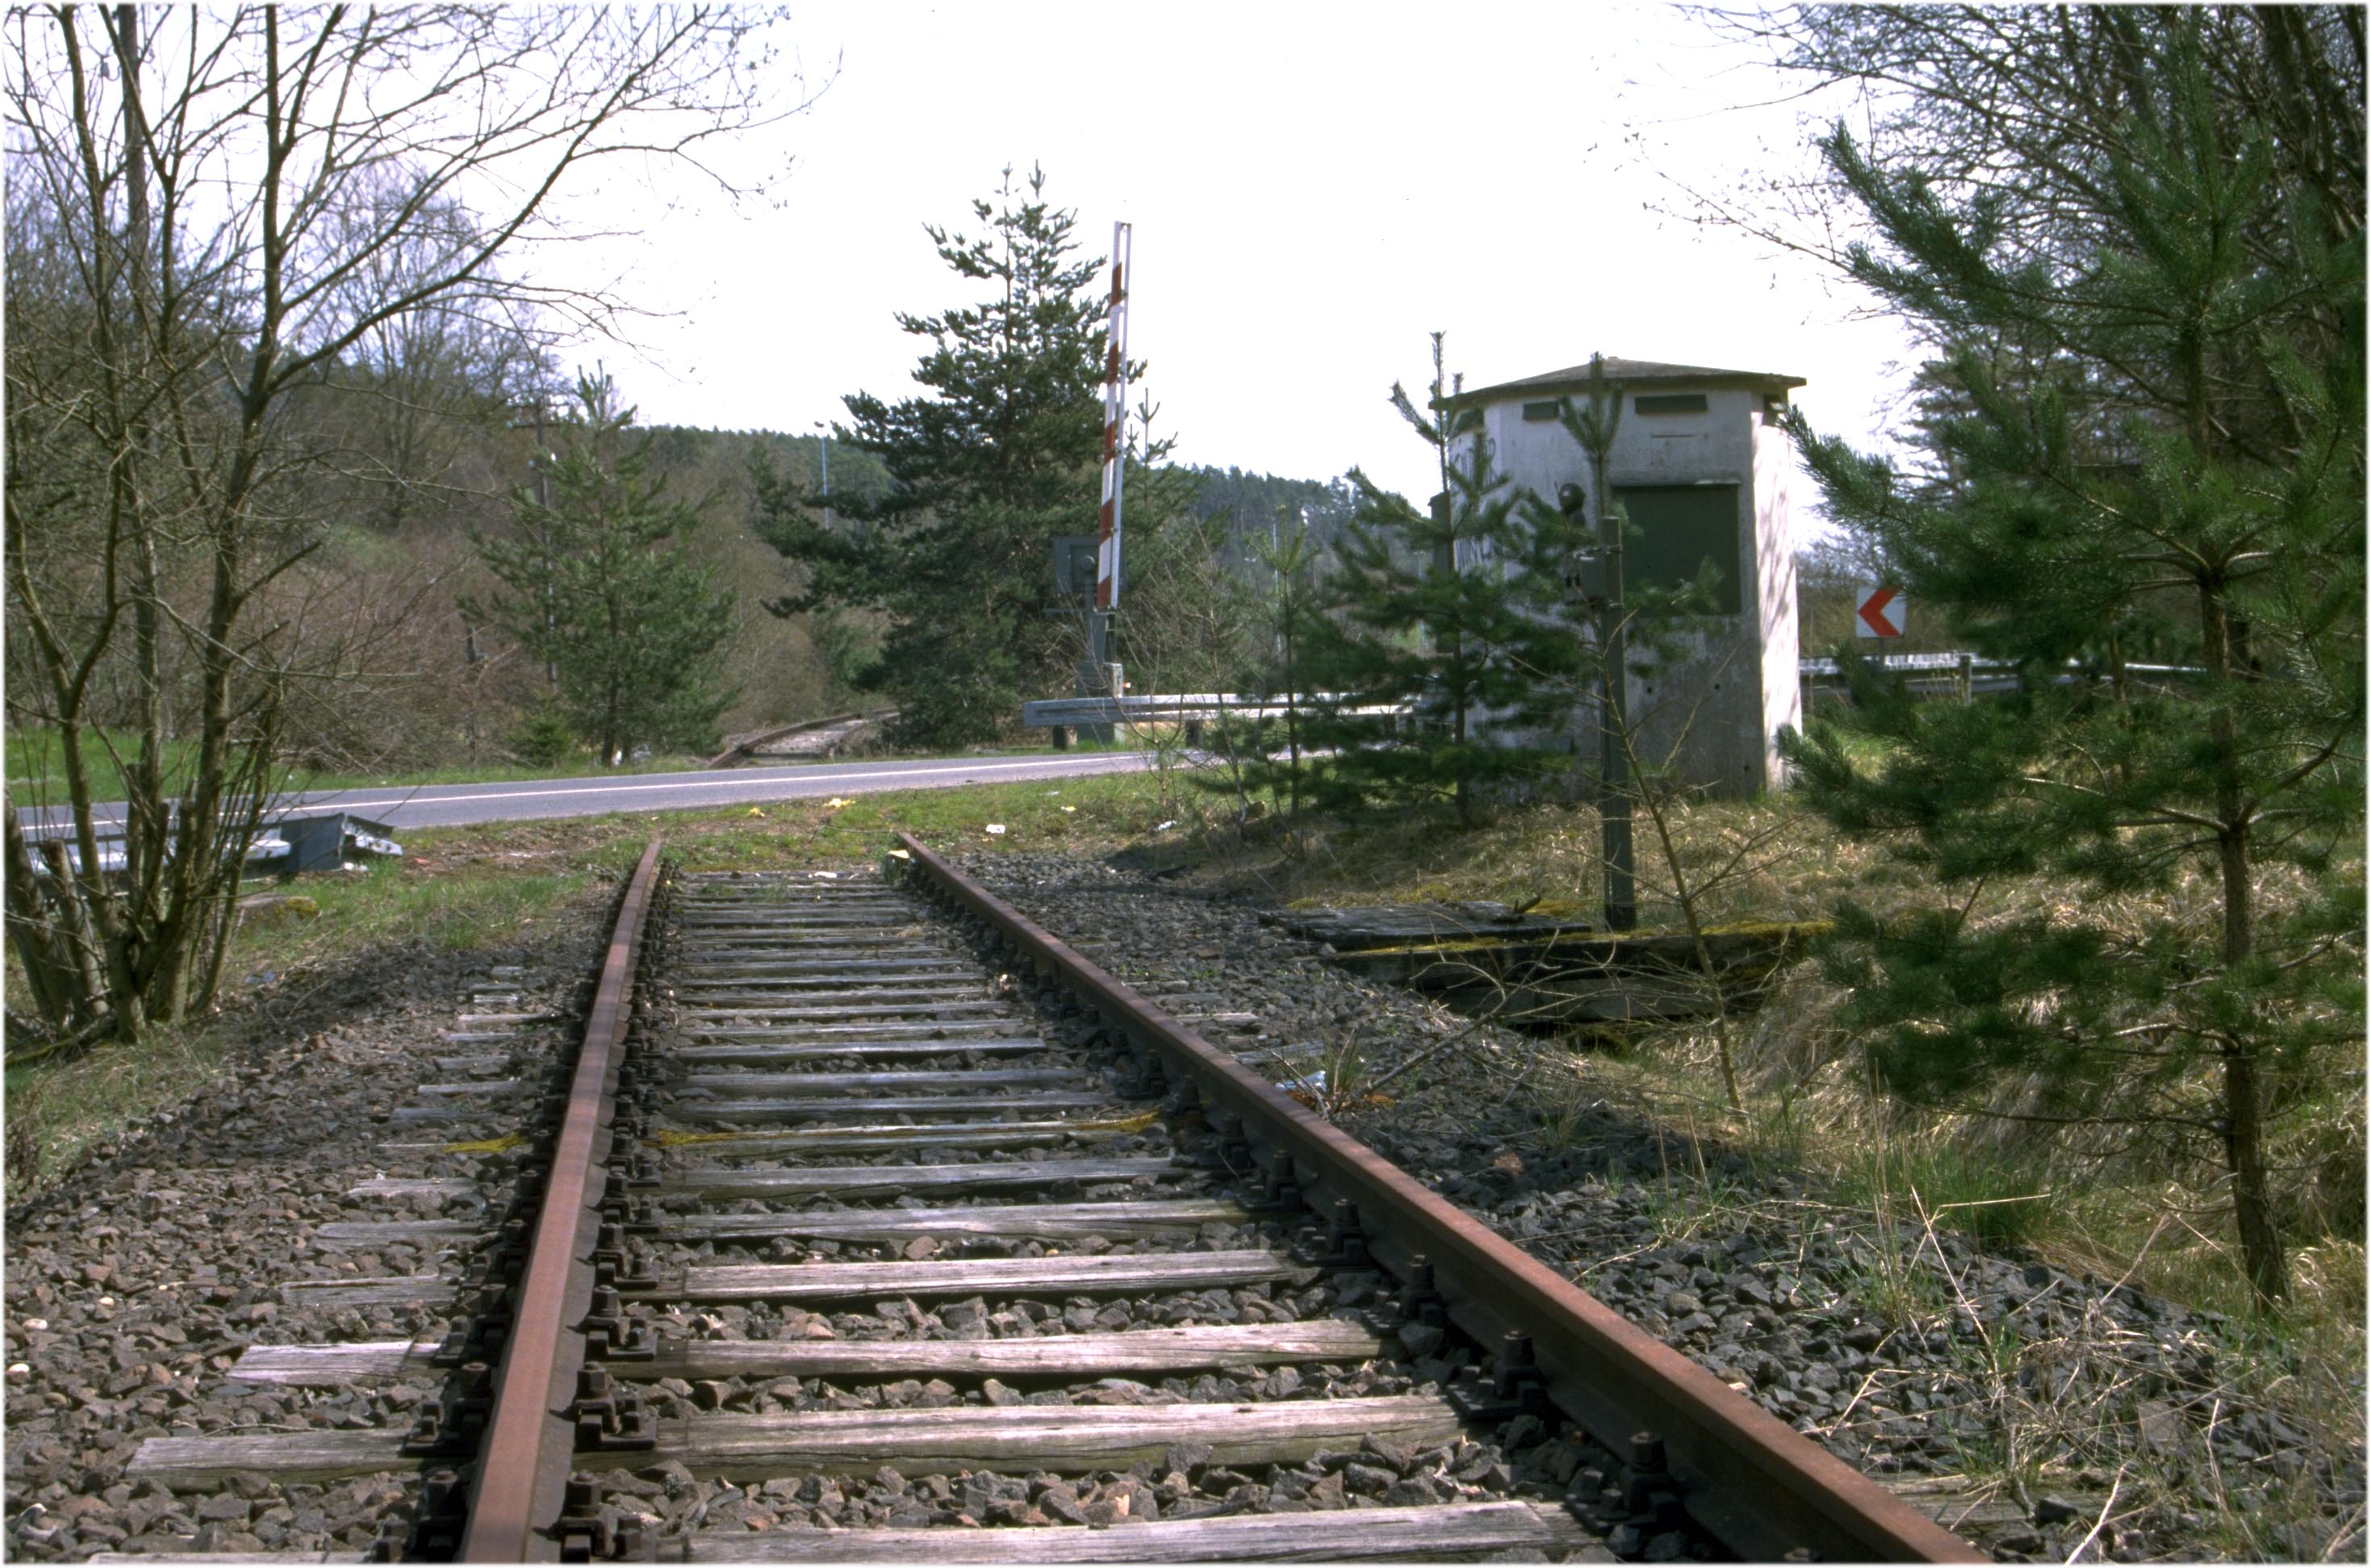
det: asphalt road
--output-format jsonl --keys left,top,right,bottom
{"left": 24, "top": 751, "right": 1160, "bottom": 837}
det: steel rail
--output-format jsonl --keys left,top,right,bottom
{"left": 461, "top": 837, "right": 666, "bottom": 1562}
{"left": 897, "top": 832, "right": 1984, "bottom": 1564}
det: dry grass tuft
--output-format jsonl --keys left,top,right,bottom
{"left": 1179, "top": 782, "right": 2364, "bottom": 1550}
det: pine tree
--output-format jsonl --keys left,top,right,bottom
{"left": 755, "top": 166, "right": 1110, "bottom": 747}
{"left": 1300, "top": 336, "right": 1593, "bottom": 823}
{"left": 470, "top": 373, "right": 737, "bottom": 763}
{"left": 1783, "top": 13, "right": 2364, "bottom": 1306}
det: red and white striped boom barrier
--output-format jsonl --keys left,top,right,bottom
{"left": 1095, "top": 222, "right": 1132, "bottom": 612}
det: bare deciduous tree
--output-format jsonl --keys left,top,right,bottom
{"left": 3, "top": 5, "right": 821, "bottom": 1049}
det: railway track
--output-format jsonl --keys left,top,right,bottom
{"left": 123, "top": 836, "right": 1983, "bottom": 1562}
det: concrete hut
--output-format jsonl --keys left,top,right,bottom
{"left": 1447, "top": 356, "right": 1805, "bottom": 797}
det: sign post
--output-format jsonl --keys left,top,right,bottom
{"left": 1855, "top": 583, "right": 1906, "bottom": 639}
{"left": 1072, "top": 223, "right": 1131, "bottom": 742}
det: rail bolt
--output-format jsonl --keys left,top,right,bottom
{"left": 1623, "top": 1430, "right": 1683, "bottom": 1526}
{"left": 1493, "top": 1331, "right": 1551, "bottom": 1414}
{"left": 1399, "top": 1254, "right": 1449, "bottom": 1326}
{"left": 1216, "top": 1113, "right": 1252, "bottom": 1168}
{"left": 1262, "top": 1155, "right": 1303, "bottom": 1211}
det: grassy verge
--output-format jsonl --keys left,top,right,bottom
{"left": 1166, "top": 780, "right": 2362, "bottom": 1549}
{"left": 3, "top": 1024, "right": 230, "bottom": 1201}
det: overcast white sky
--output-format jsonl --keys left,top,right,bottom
{"left": 559, "top": 1, "right": 1919, "bottom": 510}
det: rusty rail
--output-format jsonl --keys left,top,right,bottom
{"left": 460, "top": 837, "right": 665, "bottom": 1562}
{"left": 897, "top": 832, "right": 1982, "bottom": 1563}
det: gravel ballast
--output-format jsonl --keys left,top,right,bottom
{"left": 945, "top": 849, "right": 2365, "bottom": 1564}
{"left": 4, "top": 900, "right": 611, "bottom": 1561}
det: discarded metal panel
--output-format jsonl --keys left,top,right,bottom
{"left": 21, "top": 809, "right": 398, "bottom": 878}
{"left": 278, "top": 811, "right": 403, "bottom": 872}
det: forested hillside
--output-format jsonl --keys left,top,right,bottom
{"left": 1179, "top": 466, "right": 1359, "bottom": 567}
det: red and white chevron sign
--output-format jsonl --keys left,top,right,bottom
{"left": 1855, "top": 583, "right": 1906, "bottom": 638}
{"left": 1095, "top": 222, "right": 1132, "bottom": 612}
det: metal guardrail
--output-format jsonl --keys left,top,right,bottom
{"left": 1022, "top": 693, "right": 1405, "bottom": 729}
{"left": 19, "top": 809, "right": 403, "bottom": 876}
{"left": 1800, "top": 652, "right": 2206, "bottom": 679}
{"left": 1027, "top": 656, "right": 2206, "bottom": 730}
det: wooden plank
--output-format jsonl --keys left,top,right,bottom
{"left": 313, "top": 1219, "right": 477, "bottom": 1247}
{"left": 674, "top": 985, "right": 989, "bottom": 1003}
{"left": 348, "top": 1177, "right": 479, "bottom": 1199}
{"left": 641, "top": 1249, "right": 1315, "bottom": 1303}
{"left": 1269, "top": 902, "right": 1588, "bottom": 951}
{"left": 657, "top": 1121, "right": 1152, "bottom": 1158}
{"left": 281, "top": 1277, "right": 454, "bottom": 1309}
{"left": 663, "top": 1157, "right": 1188, "bottom": 1201}
{"left": 680, "top": 1068, "right": 1087, "bottom": 1097}
{"left": 681, "top": 1502, "right": 1582, "bottom": 1563}
{"left": 675, "top": 922, "right": 912, "bottom": 931}
{"left": 230, "top": 1340, "right": 441, "bottom": 1383}
{"left": 230, "top": 1321, "right": 1383, "bottom": 1390}
{"left": 663, "top": 1197, "right": 1247, "bottom": 1243}
{"left": 675, "top": 924, "right": 915, "bottom": 932}
{"left": 1884, "top": 1476, "right": 2094, "bottom": 1534}
{"left": 433, "top": 1055, "right": 515, "bottom": 1074}
{"left": 675, "top": 914, "right": 910, "bottom": 927}
{"left": 651, "top": 1396, "right": 1464, "bottom": 1482}
{"left": 641, "top": 1321, "right": 1386, "bottom": 1382}
{"left": 676, "top": 940, "right": 918, "bottom": 955}
{"left": 679, "top": 961, "right": 972, "bottom": 977}
{"left": 670, "top": 1093, "right": 1114, "bottom": 1124}
{"left": 390, "top": 1102, "right": 528, "bottom": 1123}
{"left": 681, "top": 1022, "right": 1032, "bottom": 1043}
{"left": 679, "top": 972, "right": 976, "bottom": 989}
{"left": 675, "top": 1001, "right": 1014, "bottom": 1020}
{"left": 129, "top": 1428, "right": 413, "bottom": 1487}
{"left": 704, "top": 713, "right": 869, "bottom": 767}
{"left": 377, "top": 1141, "right": 533, "bottom": 1155}
{"left": 675, "top": 969, "right": 975, "bottom": 985}
{"left": 675, "top": 1039, "right": 1049, "bottom": 1065}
